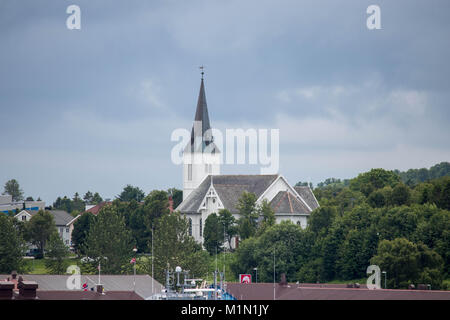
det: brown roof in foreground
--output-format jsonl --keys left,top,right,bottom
{"left": 225, "top": 283, "right": 450, "bottom": 300}
{"left": 35, "top": 290, "right": 143, "bottom": 300}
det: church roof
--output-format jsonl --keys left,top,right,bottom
{"left": 176, "top": 174, "right": 279, "bottom": 214}
{"left": 270, "top": 191, "right": 310, "bottom": 215}
{"left": 294, "top": 186, "right": 320, "bottom": 211}
{"left": 185, "top": 78, "right": 220, "bottom": 153}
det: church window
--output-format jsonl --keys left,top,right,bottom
{"left": 188, "top": 164, "right": 192, "bottom": 181}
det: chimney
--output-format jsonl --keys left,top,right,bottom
{"left": 168, "top": 196, "right": 174, "bottom": 213}
{"left": 18, "top": 281, "right": 38, "bottom": 299}
{"left": 96, "top": 284, "right": 104, "bottom": 294}
{"left": 0, "top": 282, "right": 14, "bottom": 300}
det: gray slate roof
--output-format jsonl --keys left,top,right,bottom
{"left": 49, "top": 210, "right": 76, "bottom": 226}
{"left": 294, "top": 186, "right": 320, "bottom": 211}
{"left": 177, "top": 174, "right": 279, "bottom": 214}
{"left": 270, "top": 191, "right": 310, "bottom": 214}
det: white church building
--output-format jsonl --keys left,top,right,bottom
{"left": 176, "top": 76, "right": 319, "bottom": 245}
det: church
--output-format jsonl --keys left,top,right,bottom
{"left": 176, "top": 75, "right": 319, "bottom": 246}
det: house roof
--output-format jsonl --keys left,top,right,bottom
{"left": 176, "top": 174, "right": 279, "bottom": 214}
{"left": 21, "top": 290, "right": 143, "bottom": 300}
{"left": 84, "top": 202, "right": 111, "bottom": 215}
{"left": 270, "top": 191, "right": 310, "bottom": 215}
{"left": 294, "top": 186, "right": 320, "bottom": 211}
{"left": 49, "top": 210, "right": 76, "bottom": 226}
{"left": 225, "top": 282, "right": 450, "bottom": 300}
{"left": 0, "top": 274, "right": 163, "bottom": 300}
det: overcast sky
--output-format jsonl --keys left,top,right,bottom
{"left": 1, "top": 0, "right": 449, "bottom": 204}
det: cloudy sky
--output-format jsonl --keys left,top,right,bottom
{"left": 1, "top": 0, "right": 449, "bottom": 204}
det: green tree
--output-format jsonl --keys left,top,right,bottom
{"left": 203, "top": 213, "right": 223, "bottom": 255}
{"left": 3, "top": 179, "right": 24, "bottom": 201}
{"left": 45, "top": 233, "right": 69, "bottom": 274}
{"left": 84, "top": 205, "right": 135, "bottom": 274}
{"left": 391, "top": 183, "right": 411, "bottom": 206}
{"left": 168, "top": 188, "right": 183, "bottom": 209}
{"left": 91, "top": 192, "right": 103, "bottom": 205}
{"left": 142, "top": 190, "right": 170, "bottom": 229}
{"left": 83, "top": 191, "right": 93, "bottom": 204}
{"left": 117, "top": 185, "right": 145, "bottom": 202}
{"left": 26, "top": 210, "right": 56, "bottom": 258}
{"left": 218, "top": 209, "right": 237, "bottom": 249}
{"left": 370, "top": 238, "right": 444, "bottom": 289}
{"left": 236, "top": 192, "right": 258, "bottom": 240}
{"left": 71, "top": 212, "right": 96, "bottom": 254}
{"left": 350, "top": 168, "right": 400, "bottom": 197}
{"left": 149, "top": 212, "right": 209, "bottom": 284}
{"left": 0, "top": 215, "right": 26, "bottom": 273}
{"left": 256, "top": 199, "right": 275, "bottom": 234}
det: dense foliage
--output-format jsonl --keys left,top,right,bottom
{"left": 231, "top": 167, "right": 450, "bottom": 289}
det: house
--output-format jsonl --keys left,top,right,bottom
{"left": 176, "top": 76, "right": 319, "bottom": 245}
{"left": 0, "top": 273, "right": 163, "bottom": 300}
{"left": 14, "top": 209, "right": 79, "bottom": 248}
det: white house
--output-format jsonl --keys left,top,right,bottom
{"left": 14, "top": 209, "right": 79, "bottom": 248}
{"left": 176, "top": 77, "right": 319, "bottom": 246}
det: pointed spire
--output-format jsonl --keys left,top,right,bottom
{"left": 190, "top": 75, "right": 213, "bottom": 150}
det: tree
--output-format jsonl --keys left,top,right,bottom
{"left": 45, "top": 233, "right": 69, "bottom": 274}
{"left": 148, "top": 212, "right": 209, "bottom": 284}
{"left": 143, "top": 190, "right": 170, "bottom": 229}
{"left": 26, "top": 210, "right": 56, "bottom": 258}
{"left": 71, "top": 212, "right": 96, "bottom": 254}
{"left": 256, "top": 199, "right": 275, "bottom": 234}
{"left": 72, "top": 192, "right": 85, "bottom": 212}
{"left": 203, "top": 213, "right": 223, "bottom": 255}
{"left": 84, "top": 205, "right": 134, "bottom": 274}
{"left": 91, "top": 192, "right": 103, "bottom": 205}
{"left": 218, "top": 209, "right": 237, "bottom": 249}
{"left": 3, "top": 179, "right": 24, "bottom": 201}
{"left": 0, "top": 215, "right": 26, "bottom": 273}
{"left": 236, "top": 192, "right": 258, "bottom": 240}
{"left": 370, "top": 238, "right": 444, "bottom": 289}
{"left": 117, "top": 185, "right": 145, "bottom": 202}
{"left": 350, "top": 168, "right": 400, "bottom": 197}
{"left": 391, "top": 183, "right": 411, "bottom": 206}
{"left": 168, "top": 188, "right": 183, "bottom": 209}
{"left": 25, "top": 196, "right": 34, "bottom": 201}
{"left": 83, "top": 191, "right": 94, "bottom": 204}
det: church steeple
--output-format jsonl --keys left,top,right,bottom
{"left": 188, "top": 75, "right": 214, "bottom": 152}
{"left": 182, "top": 71, "right": 221, "bottom": 201}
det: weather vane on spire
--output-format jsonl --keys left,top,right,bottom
{"left": 199, "top": 65, "right": 205, "bottom": 80}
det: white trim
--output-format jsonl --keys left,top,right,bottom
{"left": 66, "top": 214, "right": 81, "bottom": 226}
{"left": 175, "top": 174, "right": 211, "bottom": 211}
{"left": 196, "top": 182, "right": 224, "bottom": 213}
{"left": 14, "top": 210, "right": 32, "bottom": 219}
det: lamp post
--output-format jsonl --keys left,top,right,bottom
{"left": 253, "top": 267, "right": 258, "bottom": 283}
{"left": 382, "top": 271, "right": 387, "bottom": 289}
{"left": 132, "top": 246, "right": 138, "bottom": 291}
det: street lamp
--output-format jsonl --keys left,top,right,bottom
{"left": 382, "top": 271, "right": 387, "bottom": 289}
{"left": 253, "top": 267, "right": 258, "bottom": 283}
{"left": 132, "top": 246, "right": 138, "bottom": 291}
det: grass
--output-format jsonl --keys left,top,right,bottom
{"left": 23, "top": 257, "right": 79, "bottom": 274}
